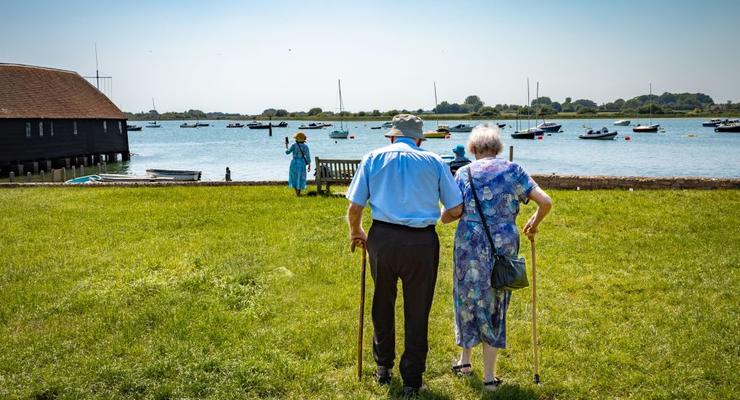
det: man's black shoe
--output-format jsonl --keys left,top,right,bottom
{"left": 375, "top": 366, "right": 392, "bottom": 386}
{"left": 401, "top": 386, "right": 420, "bottom": 398}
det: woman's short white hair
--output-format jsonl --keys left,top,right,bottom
{"left": 466, "top": 124, "right": 504, "bottom": 156}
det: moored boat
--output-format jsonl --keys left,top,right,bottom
{"left": 423, "top": 125, "right": 451, "bottom": 139}
{"left": 195, "top": 122, "right": 209, "bottom": 127}
{"left": 511, "top": 127, "right": 544, "bottom": 139}
{"left": 127, "top": 124, "right": 142, "bottom": 131}
{"left": 227, "top": 123, "right": 245, "bottom": 128}
{"left": 715, "top": 123, "right": 740, "bottom": 132}
{"left": 496, "top": 122, "right": 507, "bottom": 129}
{"left": 146, "top": 121, "right": 161, "bottom": 128}
{"left": 298, "top": 122, "right": 324, "bottom": 129}
{"left": 537, "top": 121, "right": 562, "bottom": 132}
{"left": 702, "top": 119, "right": 724, "bottom": 127}
{"left": 633, "top": 124, "right": 660, "bottom": 133}
{"left": 329, "top": 79, "right": 350, "bottom": 139}
{"left": 248, "top": 123, "right": 271, "bottom": 129}
{"left": 329, "top": 130, "right": 349, "bottom": 139}
{"left": 180, "top": 123, "right": 198, "bottom": 128}
{"left": 579, "top": 127, "right": 618, "bottom": 140}
{"left": 274, "top": 121, "right": 288, "bottom": 128}
{"left": 614, "top": 120, "right": 631, "bottom": 126}
{"left": 448, "top": 123, "right": 474, "bottom": 132}
{"left": 381, "top": 121, "right": 393, "bottom": 128}
{"left": 145, "top": 169, "right": 202, "bottom": 181}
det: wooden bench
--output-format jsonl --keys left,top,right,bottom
{"left": 315, "top": 157, "right": 361, "bottom": 194}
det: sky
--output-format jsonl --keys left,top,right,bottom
{"left": 2, "top": 0, "right": 739, "bottom": 114}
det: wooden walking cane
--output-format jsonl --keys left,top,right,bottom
{"left": 351, "top": 241, "right": 367, "bottom": 381}
{"left": 530, "top": 237, "right": 541, "bottom": 384}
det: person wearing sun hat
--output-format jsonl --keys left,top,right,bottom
{"left": 285, "top": 131, "right": 311, "bottom": 196}
{"left": 346, "top": 114, "right": 464, "bottom": 396}
{"left": 449, "top": 144, "right": 472, "bottom": 175}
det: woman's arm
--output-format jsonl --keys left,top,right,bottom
{"left": 285, "top": 144, "right": 293, "bottom": 155}
{"left": 523, "top": 186, "right": 552, "bottom": 239}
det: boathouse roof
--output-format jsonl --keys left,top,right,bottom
{"left": 0, "top": 63, "right": 124, "bottom": 120}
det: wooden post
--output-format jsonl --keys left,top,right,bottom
{"left": 52, "top": 169, "right": 62, "bottom": 182}
{"left": 269, "top": 116, "right": 273, "bottom": 137}
{"left": 102, "top": 161, "right": 107, "bottom": 173}
{"left": 17, "top": 164, "right": 23, "bottom": 176}
{"left": 509, "top": 145, "right": 514, "bottom": 162}
{"left": 122, "top": 152, "right": 130, "bottom": 161}
{"left": 97, "top": 162, "right": 102, "bottom": 174}
{"left": 33, "top": 162, "right": 39, "bottom": 174}
{"left": 79, "top": 165, "right": 85, "bottom": 177}
{"left": 72, "top": 166, "right": 77, "bottom": 178}
{"left": 83, "top": 156, "right": 89, "bottom": 167}
{"left": 40, "top": 170, "right": 46, "bottom": 182}
{"left": 62, "top": 167, "right": 67, "bottom": 181}
{"left": 9, "top": 171, "right": 15, "bottom": 182}
{"left": 65, "top": 158, "right": 71, "bottom": 168}
{"left": 46, "top": 160, "right": 52, "bottom": 171}
{"left": 315, "top": 157, "right": 322, "bottom": 193}
{"left": 26, "top": 172, "right": 32, "bottom": 182}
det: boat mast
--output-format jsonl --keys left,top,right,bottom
{"left": 434, "top": 81, "right": 439, "bottom": 128}
{"left": 536, "top": 81, "right": 541, "bottom": 125}
{"left": 338, "top": 79, "right": 344, "bottom": 130}
{"left": 527, "top": 77, "right": 531, "bottom": 129}
{"left": 649, "top": 83, "right": 653, "bottom": 125}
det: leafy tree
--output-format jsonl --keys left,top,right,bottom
{"left": 464, "top": 95, "right": 484, "bottom": 112}
{"left": 371, "top": 109, "right": 381, "bottom": 117}
{"left": 275, "top": 109, "right": 288, "bottom": 117}
{"left": 307, "top": 107, "right": 323, "bottom": 116}
{"left": 357, "top": 111, "right": 366, "bottom": 117}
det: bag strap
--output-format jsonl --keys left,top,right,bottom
{"left": 296, "top": 143, "right": 309, "bottom": 165}
{"left": 466, "top": 167, "right": 499, "bottom": 257}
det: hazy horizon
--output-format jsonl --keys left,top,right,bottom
{"left": 2, "top": 0, "right": 739, "bottom": 114}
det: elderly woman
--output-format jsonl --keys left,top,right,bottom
{"left": 285, "top": 132, "right": 311, "bottom": 196}
{"left": 443, "top": 125, "right": 552, "bottom": 391}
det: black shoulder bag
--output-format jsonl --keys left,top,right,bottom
{"left": 466, "top": 168, "right": 529, "bottom": 291}
{"left": 296, "top": 143, "right": 309, "bottom": 167}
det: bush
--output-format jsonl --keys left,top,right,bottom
{"left": 307, "top": 107, "right": 322, "bottom": 116}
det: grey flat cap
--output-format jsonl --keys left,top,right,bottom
{"left": 385, "top": 114, "right": 425, "bottom": 141}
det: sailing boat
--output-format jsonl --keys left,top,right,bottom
{"left": 329, "top": 80, "right": 350, "bottom": 139}
{"left": 535, "top": 82, "right": 562, "bottom": 132}
{"left": 424, "top": 81, "right": 451, "bottom": 139}
{"left": 512, "top": 78, "right": 544, "bottom": 139}
{"left": 633, "top": 83, "right": 660, "bottom": 132}
{"left": 146, "top": 98, "right": 161, "bottom": 128}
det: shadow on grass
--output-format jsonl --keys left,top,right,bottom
{"left": 383, "top": 377, "right": 453, "bottom": 400}
{"left": 466, "top": 375, "right": 543, "bottom": 400}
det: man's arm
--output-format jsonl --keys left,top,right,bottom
{"left": 347, "top": 202, "right": 367, "bottom": 246}
{"left": 441, "top": 204, "right": 463, "bottom": 224}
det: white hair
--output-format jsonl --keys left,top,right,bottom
{"left": 466, "top": 124, "right": 504, "bottom": 156}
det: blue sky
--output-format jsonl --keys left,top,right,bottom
{"left": 2, "top": 0, "right": 738, "bottom": 113}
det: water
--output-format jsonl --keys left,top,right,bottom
{"left": 123, "top": 118, "right": 740, "bottom": 180}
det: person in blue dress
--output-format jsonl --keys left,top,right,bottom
{"left": 285, "top": 132, "right": 311, "bottom": 196}
{"left": 444, "top": 125, "right": 552, "bottom": 392}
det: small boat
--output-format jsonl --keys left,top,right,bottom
{"left": 64, "top": 175, "right": 102, "bottom": 184}
{"left": 274, "top": 121, "right": 288, "bottom": 128}
{"left": 145, "top": 169, "right": 202, "bottom": 181}
{"left": 614, "top": 120, "right": 631, "bottom": 126}
{"left": 127, "top": 124, "right": 142, "bottom": 131}
{"left": 448, "top": 123, "right": 474, "bottom": 132}
{"left": 423, "top": 125, "right": 451, "bottom": 139}
{"left": 702, "top": 119, "right": 725, "bottom": 127}
{"left": 227, "top": 123, "right": 245, "bottom": 128}
{"left": 579, "top": 127, "right": 618, "bottom": 140}
{"left": 496, "top": 122, "right": 507, "bottom": 129}
{"left": 99, "top": 174, "right": 175, "bottom": 182}
{"left": 246, "top": 121, "right": 261, "bottom": 127}
{"left": 298, "top": 123, "right": 324, "bottom": 129}
{"left": 633, "top": 124, "right": 660, "bottom": 133}
{"left": 370, "top": 126, "right": 383, "bottom": 130}
{"left": 382, "top": 121, "right": 393, "bottom": 128}
{"left": 537, "top": 122, "right": 562, "bottom": 132}
{"left": 146, "top": 122, "right": 161, "bottom": 128}
{"left": 195, "top": 122, "right": 209, "bottom": 127}
{"left": 321, "top": 123, "right": 333, "bottom": 127}
{"left": 715, "top": 123, "right": 740, "bottom": 132}
{"left": 329, "top": 79, "right": 350, "bottom": 139}
{"left": 511, "top": 127, "right": 544, "bottom": 139}
{"left": 180, "top": 123, "right": 198, "bottom": 128}
{"left": 248, "top": 123, "right": 271, "bottom": 129}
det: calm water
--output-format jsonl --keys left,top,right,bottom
{"left": 122, "top": 118, "right": 740, "bottom": 180}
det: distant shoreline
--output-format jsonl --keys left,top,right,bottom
{"left": 127, "top": 112, "right": 739, "bottom": 122}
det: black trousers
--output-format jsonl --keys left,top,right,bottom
{"left": 366, "top": 220, "right": 440, "bottom": 389}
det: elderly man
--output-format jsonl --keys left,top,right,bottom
{"left": 346, "top": 114, "right": 463, "bottom": 396}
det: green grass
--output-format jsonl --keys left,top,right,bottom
{"left": 0, "top": 187, "right": 738, "bottom": 399}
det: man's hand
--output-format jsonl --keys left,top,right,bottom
{"left": 350, "top": 229, "right": 367, "bottom": 251}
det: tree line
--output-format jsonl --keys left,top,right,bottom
{"left": 125, "top": 92, "right": 737, "bottom": 120}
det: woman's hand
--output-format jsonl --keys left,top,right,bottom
{"left": 307, "top": 164, "right": 311, "bottom": 172}
{"left": 523, "top": 220, "right": 538, "bottom": 239}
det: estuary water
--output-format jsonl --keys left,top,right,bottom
{"left": 123, "top": 118, "right": 740, "bottom": 181}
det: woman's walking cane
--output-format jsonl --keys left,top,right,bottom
{"left": 529, "top": 237, "right": 541, "bottom": 384}
{"left": 351, "top": 241, "right": 367, "bottom": 381}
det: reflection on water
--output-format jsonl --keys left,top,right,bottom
{"left": 125, "top": 118, "right": 740, "bottom": 181}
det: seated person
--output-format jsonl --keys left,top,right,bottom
{"left": 449, "top": 144, "right": 472, "bottom": 175}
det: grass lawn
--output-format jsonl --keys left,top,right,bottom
{"left": 0, "top": 187, "right": 737, "bottom": 399}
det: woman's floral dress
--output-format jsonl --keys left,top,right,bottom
{"left": 453, "top": 157, "right": 537, "bottom": 348}
{"left": 286, "top": 142, "right": 310, "bottom": 189}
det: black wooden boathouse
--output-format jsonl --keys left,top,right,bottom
{"left": 0, "top": 63, "right": 130, "bottom": 175}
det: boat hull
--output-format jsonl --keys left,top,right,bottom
{"left": 127, "top": 126, "right": 142, "bottom": 131}
{"left": 715, "top": 124, "right": 740, "bottom": 132}
{"left": 248, "top": 124, "right": 271, "bottom": 129}
{"left": 145, "top": 169, "right": 202, "bottom": 181}
{"left": 614, "top": 120, "right": 631, "bottom": 126}
{"left": 633, "top": 124, "right": 660, "bottom": 133}
{"left": 329, "top": 130, "right": 349, "bottom": 139}
{"left": 537, "top": 123, "right": 562, "bottom": 132}
{"left": 579, "top": 132, "right": 618, "bottom": 140}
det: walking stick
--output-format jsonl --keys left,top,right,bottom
{"left": 351, "top": 241, "right": 367, "bottom": 381}
{"left": 529, "top": 236, "right": 541, "bottom": 385}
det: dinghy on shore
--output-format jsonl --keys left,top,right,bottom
{"left": 145, "top": 169, "right": 202, "bottom": 181}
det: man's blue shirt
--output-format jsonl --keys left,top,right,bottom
{"left": 346, "top": 137, "right": 463, "bottom": 228}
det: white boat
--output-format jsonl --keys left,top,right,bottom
{"left": 579, "top": 127, "right": 618, "bottom": 140}
{"left": 448, "top": 123, "right": 474, "bottom": 132}
{"left": 65, "top": 175, "right": 102, "bottom": 184}
{"left": 146, "top": 122, "right": 161, "bottom": 128}
{"left": 614, "top": 120, "right": 631, "bottom": 126}
{"left": 381, "top": 121, "right": 393, "bottom": 128}
{"left": 180, "top": 123, "right": 198, "bottom": 128}
{"left": 632, "top": 84, "right": 661, "bottom": 133}
{"left": 536, "top": 121, "right": 562, "bottom": 132}
{"left": 298, "top": 122, "right": 324, "bottom": 129}
{"left": 145, "top": 169, "right": 202, "bottom": 181}
{"left": 329, "top": 79, "right": 350, "bottom": 139}
{"left": 99, "top": 174, "right": 175, "bottom": 182}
